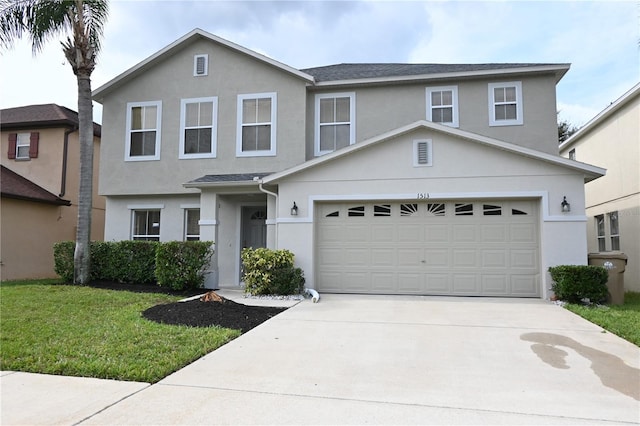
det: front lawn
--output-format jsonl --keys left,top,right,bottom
{"left": 565, "top": 292, "right": 640, "bottom": 346}
{"left": 0, "top": 280, "right": 240, "bottom": 383}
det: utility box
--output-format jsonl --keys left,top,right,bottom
{"left": 588, "top": 252, "right": 628, "bottom": 305}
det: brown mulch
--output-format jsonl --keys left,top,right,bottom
{"left": 85, "top": 281, "right": 287, "bottom": 333}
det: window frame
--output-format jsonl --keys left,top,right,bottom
{"left": 426, "top": 86, "right": 459, "bottom": 127}
{"left": 15, "top": 133, "right": 31, "bottom": 160}
{"left": 595, "top": 214, "right": 606, "bottom": 252}
{"left": 125, "top": 101, "right": 162, "bottom": 161}
{"left": 609, "top": 211, "right": 620, "bottom": 251}
{"left": 131, "top": 209, "right": 161, "bottom": 241}
{"left": 314, "top": 92, "right": 356, "bottom": 157}
{"left": 488, "top": 81, "right": 523, "bottom": 126}
{"left": 236, "top": 92, "right": 277, "bottom": 157}
{"left": 179, "top": 97, "right": 218, "bottom": 159}
{"left": 184, "top": 208, "right": 201, "bottom": 241}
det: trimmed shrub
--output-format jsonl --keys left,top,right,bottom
{"left": 108, "top": 241, "right": 158, "bottom": 284}
{"left": 549, "top": 265, "right": 609, "bottom": 304}
{"left": 241, "top": 248, "right": 305, "bottom": 296}
{"left": 53, "top": 241, "right": 75, "bottom": 282}
{"left": 155, "top": 241, "right": 214, "bottom": 290}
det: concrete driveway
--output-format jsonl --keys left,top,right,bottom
{"left": 2, "top": 294, "right": 639, "bottom": 425}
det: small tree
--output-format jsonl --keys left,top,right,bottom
{"left": 558, "top": 117, "right": 578, "bottom": 144}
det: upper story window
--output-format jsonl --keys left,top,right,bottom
{"left": 315, "top": 92, "right": 355, "bottom": 156}
{"left": 193, "top": 54, "right": 208, "bottom": 76}
{"left": 8, "top": 132, "right": 39, "bottom": 160}
{"left": 488, "top": 81, "right": 523, "bottom": 126}
{"left": 180, "top": 97, "right": 217, "bottom": 159}
{"left": 426, "top": 86, "right": 458, "bottom": 127}
{"left": 236, "top": 93, "right": 277, "bottom": 157}
{"left": 125, "top": 101, "right": 162, "bottom": 161}
{"left": 569, "top": 149, "right": 576, "bottom": 160}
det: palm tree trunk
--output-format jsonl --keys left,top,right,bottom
{"left": 73, "top": 73, "right": 94, "bottom": 284}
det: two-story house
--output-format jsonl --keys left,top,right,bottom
{"left": 93, "top": 29, "right": 604, "bottom": 299}
{"left": 1, "top": 104, "right": 105, "bottom": 280}
{"left": 560, "top": 83, "right": 639, "bottom": 292}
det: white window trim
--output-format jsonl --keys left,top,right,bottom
{"left": 194, "top": 54, "right": 208, "bottom": 76}
{"left": 488, "top": 81, "right": 523, "bottom": 126}
{"left": 413, "top": 139, "right": 433, "bottom": 167}
{"left": 125, "top": 101, "right": 162, "bottom": 161}
{"left": 179, "top": 97, "right": 218, "bottom": 159}
{"left": 236, "top": 92, "right": 277, "bottom": 157}
{"left": 314, "top": 92, "right": 356, "bottom": 157}
{"left": 16, "top": 133, "right": 30, "bottom": 159}
{"left": 426, "top": 86, "right": 459, "bottom": 127}
{"left": 130, "top": 208, "right": 162, "bottom": 241}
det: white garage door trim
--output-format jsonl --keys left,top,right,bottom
{"left": 316, "top": 200, "right": 540, "bottom": 297}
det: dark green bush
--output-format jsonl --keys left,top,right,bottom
{"left": 241, "top": 248, "right": 305, "bottom": 296}
{"left": 549, "top": 265, "right": 609, "bottom": 304}
{"left": 155, "top": 241, "right": 214, "bottom": 290}
{"left": 53, "top": 241, "right": 75, "bottom": 282}
{"left": 53, "top": 240, "right": 211, "bottom": 288}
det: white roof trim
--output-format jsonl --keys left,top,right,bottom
{"left": 93, "top": 28, "right": 314, "bottom": 100}
{"left": 262, "top": 120, "right": 605, "bottom": 184}
{"left": 311, "top": 64, "right": 570, "bottom": 88}
{"left": 560, "top": 82, "right": 640, "bottom": 151}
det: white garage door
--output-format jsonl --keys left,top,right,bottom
{"left": 316, "top": 200, "right": 540, "bottom": 297}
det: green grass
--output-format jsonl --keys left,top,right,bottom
{"left": 0, "top": 280, "right": 240, "bottom": 383}
{"left": 565, "top": 292, "right": 640, "bottom": 347}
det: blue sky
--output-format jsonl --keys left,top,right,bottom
{"left": 1, "top": 0, "right": 638, "bottom": 127}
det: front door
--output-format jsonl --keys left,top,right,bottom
{"left": 240, "top": 206, "right": 267, "bottom": 280}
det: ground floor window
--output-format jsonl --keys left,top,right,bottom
{"left": 595, "top": 212, "right": 620, "bottom": 251}
{"left": 185, "top": 209, "right": 200, "bottom": 241}
{"left": 132, "top": 210, "right": 160, "bottom": 241}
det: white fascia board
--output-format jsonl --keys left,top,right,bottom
{"left": 311, "top": 64, "right": 571, "bottom": 89}
{"left": 93, "top": 28, "right": 314, "bottom": 101}
{"left": 183, "top": 180, "right": 260, "bottom": 189}
{"left": 560, "top": 82, "right": 640, "bottom": 152}
{"left": 263, "top": 119, "right": 605, "bottom": 184}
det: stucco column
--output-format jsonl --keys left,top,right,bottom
{"left": 266, "top": 194, "right": 277, "bottom": 249}
{"left": 199, "top": 190, "right": 219, "bottom": 289}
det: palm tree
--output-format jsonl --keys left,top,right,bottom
{"left": 1, "top": 0, "right": 109, "bottom": 284}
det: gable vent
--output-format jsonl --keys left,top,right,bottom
{"left": 194, "top": 54, "right": 208, "bottom": 76}
{"left": 413, "top": 139, "right": 432, "bottom": 167}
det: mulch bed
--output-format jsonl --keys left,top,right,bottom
{"left": 85, "top": 281, "right": 287, "bottom": 333}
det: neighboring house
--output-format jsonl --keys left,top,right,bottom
{"left": 560, "top": 83, "right": 640, "bottom": 292}
{"left": 0, "top": 104, "right": 105, "bottom": 280}
{"left": 92, "top": 29, "right": 604, "bottom": 299}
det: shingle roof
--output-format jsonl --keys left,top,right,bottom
{"left": 1, "top": 165, "right": 71, "bottom": 206}
{"left": 189, "top": 172, "right": 273, "bottom": 184}
{"left": 301, "top": 63, "right": 567, "bottom": 83}
{"left": 0, "top": 104, "right": 101, "bottom": 136}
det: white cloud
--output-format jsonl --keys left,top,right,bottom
{"left": 1, "top": 0, "right": 638, "bottom": 128}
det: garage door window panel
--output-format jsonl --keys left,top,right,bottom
{"left": 455, "top": 203, "right": 474, "bottom": 216}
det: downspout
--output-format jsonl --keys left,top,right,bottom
{"left": 256, "top": 178, "right": 278, "bottom": 247}
{"left": 59, "top": 126, "right": 77, "bottom": 197}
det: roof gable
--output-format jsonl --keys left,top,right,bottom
{"left": 263, "top": 121, "right": 605, "bottom": 184}
{"left": 560, "top": 82, "right": 640, "bottom": 151}
{"left": 1, "top": 165, "right": 71, "bottom": 206}
{"left": 93, "top": 28, "right": 315, "bottom": 101}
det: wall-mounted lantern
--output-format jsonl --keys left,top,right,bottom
{"left": 561, "top": 196, "right": 571, "bottom": 213}
{"left": 291, "top": 202, "right": 298, "bottom": 216}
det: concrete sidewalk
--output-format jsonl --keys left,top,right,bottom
{"left": 2, "top": 294, "right": 639, "bottom": 425}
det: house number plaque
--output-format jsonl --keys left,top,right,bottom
{"left": 417, "top": 193, "right": 430, "bottom": 199}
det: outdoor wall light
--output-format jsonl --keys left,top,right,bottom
{"left": 291, "top": 202, "right": 298, "bottom": 216}
{"left": 561, "top": 196, "right": 571, "bottom": 213}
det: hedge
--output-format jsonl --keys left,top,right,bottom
{"left": 549, "top": 265, "right": 609, "bottom": 304}
{"left": 53, "top": 240, "right": 214, "bottom": 290}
